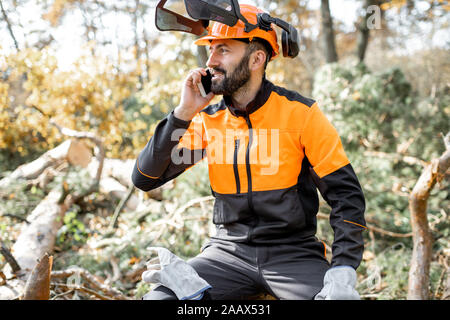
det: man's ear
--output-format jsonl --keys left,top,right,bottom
{"left": 249, "top": 50, "right": 267, "bottom": 71}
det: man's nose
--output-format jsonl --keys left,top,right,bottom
{"left": 206, "top": 51, "right": 219, "bottom": 69}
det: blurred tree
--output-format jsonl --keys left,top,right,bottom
{"left": 356, "top": 0, "right": 379, "bottom": 62}
{"left": 254, "top": 0, "right": 322, "bottom": 93}
{"left": 320, "top": 0, "right": 338, "bottom": 62}
{"left": 0, "top": 0, "right": 20, "bottom": 50}
{"left": 0, "top": 47, "right": 140, "bottom": 171}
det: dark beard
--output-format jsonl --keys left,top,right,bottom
{"left": 211, "top": 54, "right": 251, "bottom": 96}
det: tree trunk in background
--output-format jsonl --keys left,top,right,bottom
{"left": 320, "top": 0, "right": 338, "bottom": 63}
{"left": 0, "top": 0, "right": 19, "bottom": 50}
{"left": 356, "top": 0, "right": 375, "bottom": 62}
{"left": 143, "top": 26, "right": 151, "bottom": 82}
{"left": 408, "top": 133, "right": 450, "bottom": 300}
{"left": 133, "top": 0, "right": 144, "bottom": 86}
{"left": 197, "top": 45, "right": 208, "bottom": 67}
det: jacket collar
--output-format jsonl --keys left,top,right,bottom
{"left": 223, "top": 77, "right": 274, "bottom": 117}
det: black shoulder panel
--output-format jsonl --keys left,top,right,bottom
{"left": 272, "top": 85, "right": 316, "bottom": 108}
{"left": 200, "top": 101, "right": 227, "bottom": 115}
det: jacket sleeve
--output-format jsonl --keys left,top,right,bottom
{"left": 131, "top": 110, "right": 207, "bottom": 192}
{"left": 301, "top": 102, "right": 366, "bottom": 269}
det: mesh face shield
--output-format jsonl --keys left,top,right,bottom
{"left": 184, "top": 0, "right": 238, "bottom": 26}
{"left": 155, "top": 0, "right": 208, "bottom": 36}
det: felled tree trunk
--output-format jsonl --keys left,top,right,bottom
{"left": 0, "top": 139, "right": 91, "bottom": 188}
{"left": 0, "top": 126, "right": 103, "bottom": 299}
{"left": 0, "top": 186, "right": 75, "bottom": 299}
{"left": 7, "top": 188, "right": 67, "bottom": 275}
{"left": 408, "top": 133, "right": 450, "bottom": 300}
{"left": 88, "top": 157, "right": 164, "bottom": 203}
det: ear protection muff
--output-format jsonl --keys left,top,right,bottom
{"left": 281, "top": 25, "right": 299, "bottom": 58}
{"left": 257, "top": 13, "right": 300, "bottom": 58}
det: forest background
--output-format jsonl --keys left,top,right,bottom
{"left": 0, "top": 0, "right": 449, "bottom": 300}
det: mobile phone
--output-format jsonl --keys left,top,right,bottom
{"left": 197, "top": 69, "right": 212, "bottom": 97}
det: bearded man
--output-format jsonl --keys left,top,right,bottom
{"left": 132, "top": 4, "right": 366, "bottom": 300}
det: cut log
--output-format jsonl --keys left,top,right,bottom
{"left": 66, "top": 139, "right": 92, "bottom": 168}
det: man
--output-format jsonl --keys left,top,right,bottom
{"left": 132, "top": 4, "right": 366, "bottom": 300}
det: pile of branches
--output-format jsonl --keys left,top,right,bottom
{"left": 0, "top": 120, "right": 159, "bottom": 300}
{"left": 0, "top": 122, "right": 213, "bottom": 299}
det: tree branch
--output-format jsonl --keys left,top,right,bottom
{"left": 0, "top": 243, "right": 21, "bottom": 274}
{"left": 107, "top": 184, "right": 135, "bottom": 232}
{"left": 51, "top": 267, "right": 130, "bottom": 300}
{"left": 407, "top": 132, "right": 450, "bottom": 300}
{"left": 364, "top": 150, "right": 427, "bottom": 167}
{"left": 0, "top": 0, "right": 19, "bottom": 50}
{"left": 51, "top": 282, "right": 115, "bottom": 300}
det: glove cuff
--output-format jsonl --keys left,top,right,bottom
{"left": 324, "top": 266, "right": 357, "bottom": 287}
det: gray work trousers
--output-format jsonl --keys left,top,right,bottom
{"left": 143, "top": 237, "right": 329, "bottom": 300}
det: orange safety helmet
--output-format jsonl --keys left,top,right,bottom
{"left": 194, "top": 4, "right": 280, "bottom": 60}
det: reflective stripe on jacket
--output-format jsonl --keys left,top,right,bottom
{"left": 132, "top": 78, "right": 366, "bottom": 269}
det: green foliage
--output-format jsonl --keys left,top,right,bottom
{"left": 134, "top": 282, "right": 151, "bottom": 300}
{"left": 0, "top": 178, "right": 46, "bottom": 220}
{"left": 47, "top": 166, "right": 93, "bottom": 197}
{"left": 314, "top": 62, "right": 449, "bottom": 158}
{"left": 314, "top": 62, "right": 449, "bottom": 299}
{"left": 358, "top": 243, "right": 411, "bottom": 300}
{"left": 56, "top": 206, "right": 89, "bottom": 250}
{"left": 314, "top": 63, "right": 413, "bottom": 152}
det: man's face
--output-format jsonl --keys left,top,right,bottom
{"left": 206, "top": 39, "right": 251, "bottom": 96}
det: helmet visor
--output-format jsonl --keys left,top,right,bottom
{"left": 156, "top": 7, "right": 207, "bottom": 35}
{"left": 184, "top": 0, "right": 238, "bottom": 26}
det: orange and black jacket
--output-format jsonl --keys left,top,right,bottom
{"left": 132, "top": 78, "right": 366, "bottom": 269}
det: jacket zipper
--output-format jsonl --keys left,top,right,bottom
{"left": 233, "top": 139, "right": 241, "bottom": 194}
{"left": 245, "top": 116, "right": 254, "bottom": 211}
{"left": 245, "top": 115, "right": 257, "bottom": 241}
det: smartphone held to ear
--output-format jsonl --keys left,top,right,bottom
{"left": 197, "top": 69, "right": 212, "bottom": 97}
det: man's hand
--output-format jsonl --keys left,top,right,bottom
{"left": 314, "top": 266, "right": 361, "bottom": 300}
{"left": 174, "top": 68, "right": 215, "bottom": 121}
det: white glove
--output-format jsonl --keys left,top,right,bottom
{"left": 142, "top": 247, "right": 211, "bottom": 300}
{"left": 314, "top": 266, "right": 360, "bottom": 300}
